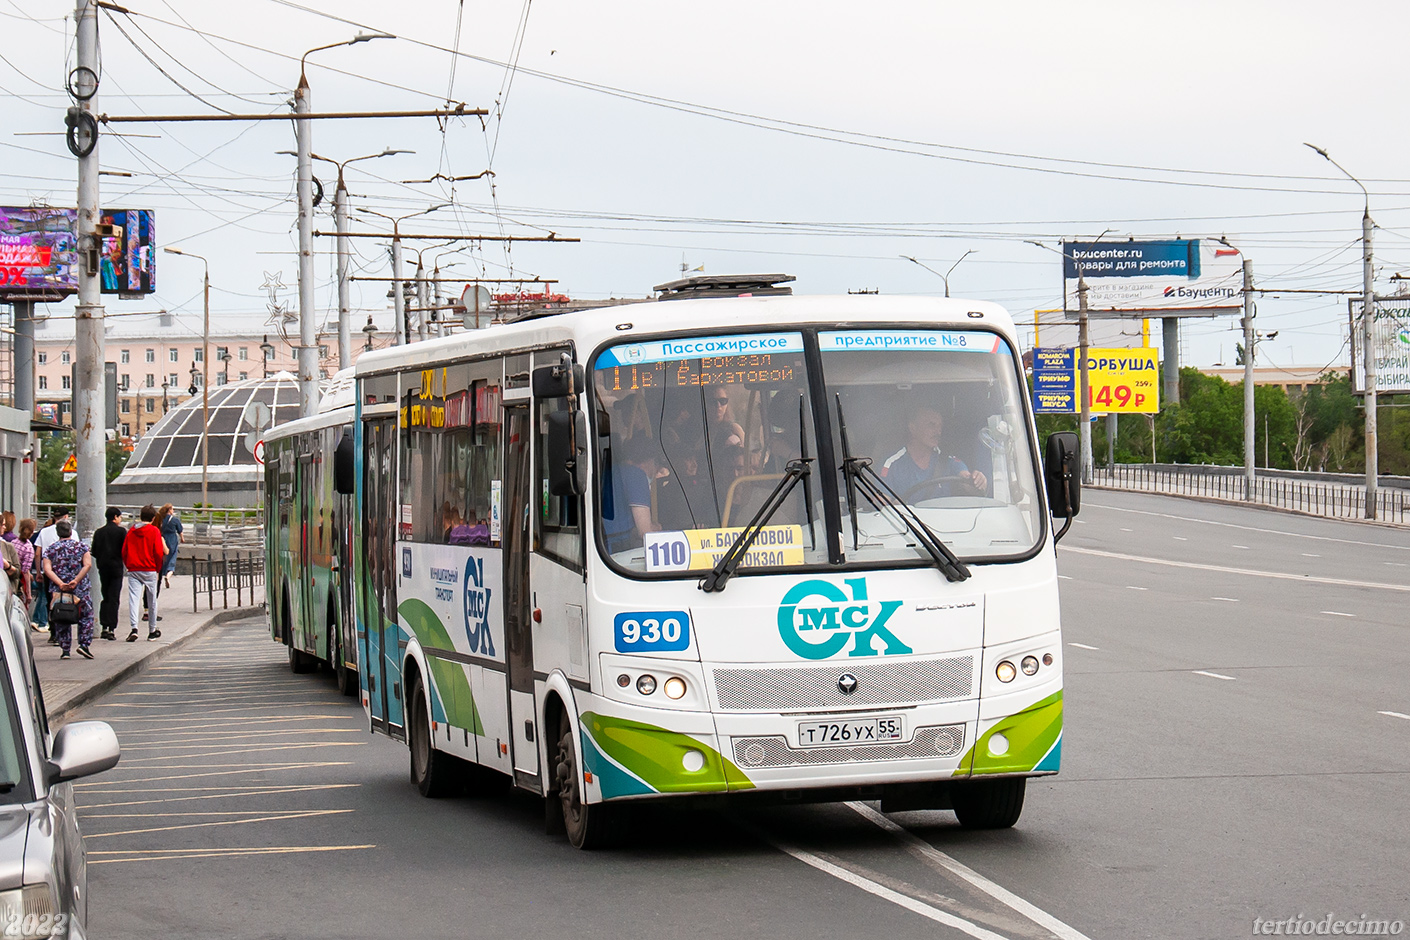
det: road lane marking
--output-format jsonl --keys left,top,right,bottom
{"left": 73, "top": 762, "right": 354, "bottom": 787}
{"left": 1321, "top": 611, "right": 1356, "bottom": 618}
{"left": 1193, "top": 671, "right": 1237, "bottom": 681}
{"left": 1125, "top": 586, "right": 1147, "bottom": 591}
{"left": 1173, "top": 536, "right": 1187, "bottom": 541}
{"left": 85, "top": 809, "right": 354, "bottom": 839}
{"left": 847, "top": 802, "right": 1094, "bottom": 940}
{"left": 1378, "top": 711, "right": 1410, "bottom": 721}
{"left": 1062, "top": 546, "right": 1410, "bottom": 593}
{"left": 1085, "top": 502, "right": 1410, "bottom": 552}
{"left": 1233, "top": 545, "right": 1249, "bottom": 550}
{"left": 1120, "top": 527, "right": 1133, "bottom": 532}
{"left": 1210, "top": 597, "right": 1239, "bottom": 602}
{"left": 1302, "top": 553, "right": 1320, "bottom": 557}
{"left": 88, "top": 844, "right": 375, "bottom": 865}
{"left": 1068, "top": 643, "right": 1100, "bottom": 650}
{"left": 1386, "top": 562, "right": 1407, "bottom": 567}
{"left": 1058, "top": 575, "right": 1073, "bottom": 580}
{"left": 766, "top": 834, "right": 1012, "bottom": 940}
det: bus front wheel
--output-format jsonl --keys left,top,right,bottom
{"left": 553, "top": 724, "right": 618, "bottom": 849}
{"left": 952, "top": 778, "right": 1026, "bottom": 829}
{"left": 408, "top": 677, "right": 455, "bottom": 798}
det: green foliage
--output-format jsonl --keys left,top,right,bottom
{"left": 36, "top": 432, "right": 132, "bottom": 504}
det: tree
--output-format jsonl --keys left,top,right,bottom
{"left": 36, "top": 432, "right": 132, "bottom": 507}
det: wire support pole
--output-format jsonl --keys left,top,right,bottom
{"left": 294, "top": 72, "right": 318, "bottom": 418}
{"left": 74, "top": 0, "right": 107, "bottom": 537}
{"left": 1242, "top": 258, "right": 1256, "bottom": 500}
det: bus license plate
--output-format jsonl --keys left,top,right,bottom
{"left": 797, "top": 716, "right": 904, "bottom": 748}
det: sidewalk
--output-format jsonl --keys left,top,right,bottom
{"left": 35, "top": 581, "right": 265, "bottom": 724}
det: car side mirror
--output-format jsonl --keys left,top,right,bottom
{"left": 1044, "top": 431, "right": 1080, "bottom": 543}
{"left": 545, "top": 410, "right": 586, "bottom": 496}
{"left": 46, "top": 720, "right": 120, "bottom": 785}
{"left": 532, "top": 358, "right": 584, "bottom": 399}
{"left": 334, "top": 429, "right": 355, "bottom": 496}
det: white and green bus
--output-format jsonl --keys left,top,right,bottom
{"left": 273, "top": 280, "right": 1081, "bottom": 847}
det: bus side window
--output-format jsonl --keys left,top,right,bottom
{"left": 535, "top": 392, "right": 582, "bottom": 568}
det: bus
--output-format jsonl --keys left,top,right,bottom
{"left": 272, "top": 283, "right": 1081, "bottom": 848}
{"left": 265, "top": 371, "right": 359, "bottom": 695}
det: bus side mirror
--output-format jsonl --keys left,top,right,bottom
{"left": 532, "top": 360, "right": 584, "bottom": 399}
{"left": 1044, "top": 431, "right": 1080, "bottom": 541}
{"left": 546, "top": 411, "right": 586, "bottom": 496}
{"left": 334, "top": 431, "right": 355, "bottom": 496}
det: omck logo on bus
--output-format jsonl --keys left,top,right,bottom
{"left": 463, "top": 557, "right": 495, "bottom": 656}
{"left": 777, "top": 577, "right": 910, "bottom": 660}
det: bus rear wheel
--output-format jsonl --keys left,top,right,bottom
{"left": 408, "top": 677, "right": 454, "bottom": 798}
{"left": 952, "top": 778, "right": 1026, "bottom": 829}
{"left": 553, "top": 724, "right": 618, "bottom": 849}
{"left": 288, "top": 644, "right": 316, "bottom": 674}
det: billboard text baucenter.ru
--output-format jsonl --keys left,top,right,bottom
{"left": 1062, "top": 238, "right": 1244, "bottom": 317}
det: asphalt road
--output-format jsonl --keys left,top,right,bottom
{"left": 70, "top": 491, "right": 1410, "bottom": 940}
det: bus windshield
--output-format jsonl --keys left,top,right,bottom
{"left": 820, "top": 329, "right": 1042, "bottom": 562}
{"left": 592, "top": 332, "right": 826, "bottom": 574}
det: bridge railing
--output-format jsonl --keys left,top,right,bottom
{"left": 1090, "top": 464, "right": 1409, "bottom": 525}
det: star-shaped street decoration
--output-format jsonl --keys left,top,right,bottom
{"left": 259, "top": 271, "right": 286, "bottom": 298}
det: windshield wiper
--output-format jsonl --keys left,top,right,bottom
{"left": 698, "top": 456, "right": 812, "bottom": 593}
{"left": 834, "top": 397, "right": 970, "bottom": 583}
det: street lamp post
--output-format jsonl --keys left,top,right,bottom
{"left": 260, "top": 335, "right": 274, "bottom": 378}
{"left": 1305, "top": 143, "right": 1377, "bottom": 518}
{"left": 357, "top": 204, "right": 449, "bottom": 345}
{"left": 295, "top": 33, "right": 394, "bottom": 417}
{"left": 164, "top": 246, "right": 210, "bottom": 508}
{"left": 901, "top": 251, "right": 976, "bottom": 298}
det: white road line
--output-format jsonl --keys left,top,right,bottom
{"left": 1172, "top": 536, "right": 1188, "bottom": 541}
{"left": 1386, "top": 562, "right": 1408, "bottom": 567}
{"left": 1378, "top": 711, "right": 1410, "bottom": 721}
{"left": 1193, "top": 670, "right": 1237, "bottom": 681}
{"left": 1210, "top": 597, "right": 1240, "bottom": 602}
{"left": 846, "top": 803, "right": 1094, "bottom": 940}
{"left": 1085, "top": 502, "right": 1410, "bottom": 552}
{"left": 1062, "top": 546, "right": 1410, "bottom": 593}
{"left": 1068, "top": 642, "right": 1100, "bottom": 650}
{"left": 1321, "top": 611, "right": 1356, "bottom": 618}
{"left": 1125, "top": 585, "right": 1147, "bottom": 591}
{"left": 1233, "top": 545, "right": 1249, "bottom": 550}
{"left": 768, "top": 835, "right": 1012, "bottom": 940}
{"left": 1120, "top": 527, "right": 1133, "bottom": 532}
{"left": 1058, "top": 575, "right": 1073, "bottom": 580}
{"left": 1302, "top": 553, "right": 1321, "bottom": 558}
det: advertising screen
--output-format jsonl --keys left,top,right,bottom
{"left": 100, "top": 209, "right": 156, "bottom": 295}
{"left": 0, "top": 207, "right": 79, "bottom": 301}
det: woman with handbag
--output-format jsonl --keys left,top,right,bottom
{"left": 43, "top": 520, "right": 95, "bottom": 660}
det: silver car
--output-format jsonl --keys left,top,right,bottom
{"left": 0, "top": 576, "right": 120, "bottom": 939}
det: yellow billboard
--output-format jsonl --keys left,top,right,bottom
{"left": 1084, "top": 347, "right": 1159, "bottom": 413}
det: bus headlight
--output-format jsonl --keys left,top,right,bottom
{"left": 663, "top": 677, "right": 686, "bottom": 700}
{"left": 636, "top": 674, "right": 657, "bottom": 695}
{"left": 1021, "top": 655, "right": 1040, "bottom": 676}
{"left": 995, "top": 660, "right": 1017, "bottom": 683}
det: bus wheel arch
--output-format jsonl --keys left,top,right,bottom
{"left": 543, "top": 687, "right": 619, "bottom": 849}
{"left": 404, "top": 655, "right": 454, "bottom": 798}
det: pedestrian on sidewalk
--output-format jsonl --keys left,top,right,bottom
{"left": 42, "top": 520, "right": 94, "bottom": 660}
{"left": 157, "top": 503, "right": 183, "bottom": 593}
{"left": 1, "top": 512, "right": 26, "bottom": 603}
{"left": 90, "top": 507, "right": 127, "bottom": 642}
{"left": 122, "top": 504, "right": 164, "bottom": 642}
{"left": 14, "top": 519, "right": 35, "bottom": 609}
{"left": 36, "top": 511, "right": 74, "bottom": 646}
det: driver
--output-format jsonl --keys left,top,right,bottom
{"left": 881, "top": 406, "right": 988, "bottom": 498}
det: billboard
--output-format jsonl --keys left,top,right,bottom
{"left": 0, "top": 207, "right": 79, "bottom": 301}
{"left": 1030, "top": 347, "right": 1076, "bottom": 414}
{"left": 1063, "top": 238, "right": 1242, "bottom": 318}
{"left": 1350, "top": 301, "right": 1410, "bottom": 396}
{"left": 99, "top": 209, "right": 156, "bottom": 295}
{"left": 1086, "top": 347, "right": 1159, "bottom": 413}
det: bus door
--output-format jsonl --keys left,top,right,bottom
{"left": 295, "top": 445, "right": 315, "bottom": 654}
{"left": 502, "top": 403, "right": 539, "bottom": 783}
{"left": 361, "top": 416, "right": 400, "bottom": 733}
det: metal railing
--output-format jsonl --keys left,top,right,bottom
{"left": 192, "top": 550, "right": 265, "bottom": 612}
{"left": 1090, "top": 464, "right": 1409, "bottom": 525}
{"left": 32, "top": 504, "right": 262, "bottom": 549}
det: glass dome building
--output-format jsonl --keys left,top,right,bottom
{"left": 110, "top": 371, "right": 302, "bottom": 508}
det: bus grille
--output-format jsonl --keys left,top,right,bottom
{"left": 732, "top": 725, "right": 966, "bottom": 769}
{"left": 712, "top": 657, "right": 973, "bottom": 711}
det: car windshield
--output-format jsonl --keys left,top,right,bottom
{"left": 819, "top": 329, "right": 1042, "bottom": 562}
{"left": 592, "top": 332, "right": 827, "bottom": 574}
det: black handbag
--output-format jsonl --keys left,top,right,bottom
{"left": 50, "top": 591, "right": 81, "bottom": 624}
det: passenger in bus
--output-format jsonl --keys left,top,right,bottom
{"left": 611, "top": 394, "right": 653, "bottom": 446}
{"left": 707, "top": 389, "right": 745, "bottom": 452}
{"left": 602, "top": 437, "right": 660, "bottom": 553}
{"left": 656, "top": 446, "right": 718, "bottom": 531}
{"left": 881, "top": 406, "right": 988, "bottom": 499}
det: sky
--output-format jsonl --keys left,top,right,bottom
{"left": 4, "top": 0, "right": 1410, "bottom": 373}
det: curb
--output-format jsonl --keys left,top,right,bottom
{"left": 1086, "top": 485, "right": 1410, "bottom": 529}
{"left": 47, "top": 605, "right": 265, "bottom": 725}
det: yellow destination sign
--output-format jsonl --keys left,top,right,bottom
{"left": 643, "top": 525, "right": 806, "bottom": 572}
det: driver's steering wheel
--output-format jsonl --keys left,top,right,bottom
{"left": 901, "top": 475, "right": 980, "bottom": 502}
